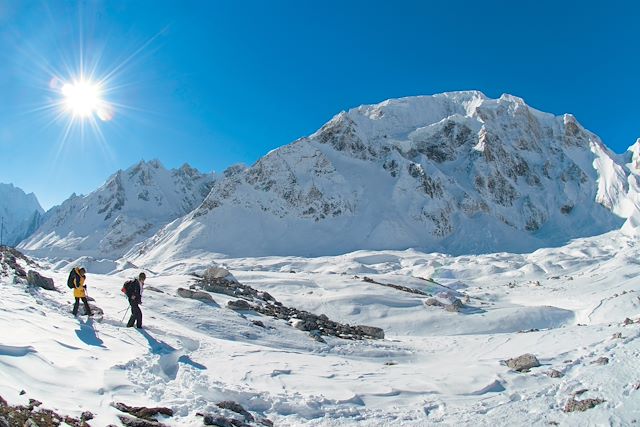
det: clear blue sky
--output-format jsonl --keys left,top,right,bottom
{"left": 0, "top": 0, "right": 637, "bottom": 209}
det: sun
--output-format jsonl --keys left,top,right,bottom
{"left": 61, "top": 80, "right": 100, "bottom": 117}
{"left": 60, "top": 79, "right": 113, "bottom": 120}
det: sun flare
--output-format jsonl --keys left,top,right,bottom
{"left": 60, "top": 79, "right": 113, "bottom": 121}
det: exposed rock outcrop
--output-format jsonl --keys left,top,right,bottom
{"left": 194, "top": 272, "right": 384, "bottom": 340}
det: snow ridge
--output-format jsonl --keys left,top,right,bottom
{"left": 18, "top": 160, "right": 215, "bottom": 259}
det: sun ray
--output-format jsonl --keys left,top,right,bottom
{"left": 13, "top": 6, "right": 166, "bottom": 166}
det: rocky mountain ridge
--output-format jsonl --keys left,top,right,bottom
{"left": 18, "top": 160, "right": 215, "bottom": 259}
{"left": 0, "top": 183, "right": 44, "bottom": 246}
{"left": 130, "top": 91, "right": 636, "bottom": 263}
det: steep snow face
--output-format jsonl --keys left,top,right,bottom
{"left": 616, "top": 139, "right": 640, "bottom": 235}
{"left": 0, "top": 183, "right": 44, "bottom": 246}
{"left": 19, "top": 160, "right": 215, "bottom": 259}
{"left": 131, "top": 92, "right": 632, "bottom": 261}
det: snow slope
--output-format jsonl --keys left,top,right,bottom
{"left": 2, "top": 231, "right": 639, "bottom": 426}
{"left": 130, "top": 92, "right": 634, "bottom": 262}
{"left": 0, "top": 183, "right": 43, "bottom": 246}
{"left": 18, "top": 160, "right": 215, "bottom": 260}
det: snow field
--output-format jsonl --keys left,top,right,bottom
{"left": 0, "top": 230, "right": 639, "bottom": 425}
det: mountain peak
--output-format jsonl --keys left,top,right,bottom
{"left": 128, "top": 92, "right": 630, "bottom": 262}
{"left": 0, "top": 183, "right": 44, "bottom": 246}
{"left": 19, "top": 160, "right": 215, "bottom": 259}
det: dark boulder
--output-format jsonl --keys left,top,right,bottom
{"left": 27, "top": 270, "right": 55, "bottom": 291}
{"left": 227, "top": 300, "right": 252, "bottom": 311}
{"left": 505, "top": 353, "right": 540, "bottom": 372}
{"left": 216, "top": 401, "right": 254, "bottom": 422}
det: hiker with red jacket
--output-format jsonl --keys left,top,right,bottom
{"left": 124, "top": 272, "right": 145, "bottom": 328}
{"left": 69, "top": 267, "right": 93, "bottom": 317}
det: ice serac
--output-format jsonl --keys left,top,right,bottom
{"left": 130, "top": 91, "right": 634, "bottom": 262}
{"left": 0, "top": 184, "right": 44, "bottom": 246}
{"left": 19, "top": 160, "right": 215, "bottom": 259}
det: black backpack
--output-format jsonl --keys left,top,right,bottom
{"left": 121, "top": 279, "right": 136, "bottom": 297}
{"left": 67, "top": 269, "right": 79, "bottom": 289}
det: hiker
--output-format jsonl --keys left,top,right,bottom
{"left": 124, "top": 272, "right": 145, "bottom": 328}
{"left": 70, "top": 267, "right": 92, "bottom": 316}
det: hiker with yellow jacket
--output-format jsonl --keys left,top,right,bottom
{"left": 68, "top": 267, "right": 93, "bottom": 317}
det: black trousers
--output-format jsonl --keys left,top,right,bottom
{"left": 127, "top": 300, "right": 142, "bottom": 328}
{"left": 73, "top": 297, "right": 92, "bottom": 316}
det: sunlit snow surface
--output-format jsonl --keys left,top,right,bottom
{"left": 1, "top": 231, "right": 639, "bottom": 426}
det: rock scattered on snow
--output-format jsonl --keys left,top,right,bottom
{"left": 118, "top": 415, "right": 169, "bottom": 427}
{"left": 251, "top": 320, "right": 265, "bottom": 328}
{"left": 202, "top": 414, "right": 234, "bottom": 426}
{"left": 177, "top": 288, "right": 215, "bottom": 302}
{"left": 196, "top": 268, "right": 275, "bottom": 303}
{"left": 563, "top": 397, "right": 605, "bottom": 412}
{"left": 355, "top": 325, "right": 385, "bottom": 339}
{"left": 227, "top": 299, "right": 252, "bottom": 311}
{"left": 424, "top": 291, "right": 465, "bottom": 312}
{"left": 547, "top": 369, "right": 564, "bottom": 378}
{"left": 505, "top": 353, "right": 540, "bottom": 372}
{"left": 362, "top": 276, "right": 430, "bottom": 296}
{"left": 517, "top": 328, "right": 540, "bottom": 333}
{"left": 198, "top": 400, "right": 273, "bottom": 427}
{"left": 81, "top": 411, "right": 94, "bottom": 421}
{"left": 309, "top": 330, "right": 327, "bottom": 343}
{"left": 216, "top": 401, "right": 255, "bottom": 422}
{"left": 0, "top": 394, "right": 86, "bottom": 427}
{"left": 257, "top": 302, "right": 384, "bottom": 340}
{"left": 201, "top": 266, "right": 240, "bottom": 285}
{"left": 113, "top": 402, "right": 173, "bottom": 425}
{"left": 592, "top": 356, "right": 609, "bottom": 365}
{"left": 194, "top": 268, "right": 384, "bottom": 340}
{"left": 26, "top": 270, "right": 55, "bottom": 291}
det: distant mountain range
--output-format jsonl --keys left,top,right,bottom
{"left": 0, "top": 183, "right": 43, "bottom": 247}
{"left": 11, "top": 91, "right": 640, "bottom": 261}
{"left": 18, "top": 161, "right": 214, "bottom": 259}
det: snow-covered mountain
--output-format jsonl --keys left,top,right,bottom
{"left": 19, "top": 160, "right": 215, "bottom": 259}
{"left": 131, "top": 91, "right": 635, "bottom": 262}
{"left": 0, "top": 183, "right": 44, "bottom": 247}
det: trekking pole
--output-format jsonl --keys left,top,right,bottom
{"left": 120, "top": 306, "right": 130, "bottom": 323}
